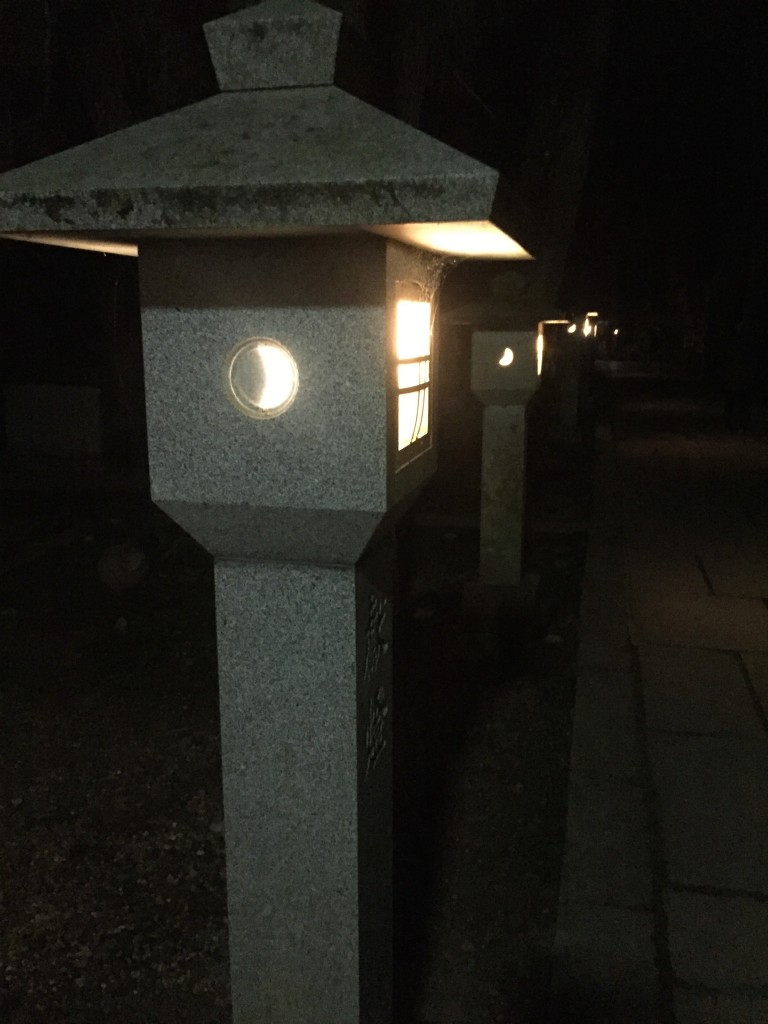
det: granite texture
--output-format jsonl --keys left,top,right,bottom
{"left": 468, "top": 331, "right": 539, "bottom": 584}
{"left": 0, "top": 87, "right": 505, "bottom": 237}
{"left": 204, "top": 0, "right": 342, "bottom": 91}
{"left": 0, "top": 0, "right": 539, "bottom": 257}
{"left": 158, "top": 502, "right": 388, "bottom": 564}
{"left": 139, "top": 236, "right": 438, "bottom": 561}
{"left": 214, "top": 550, "right": 393, "bottom": 1024}
{"left": 140, "top": 236, "right": 431, "bottom": 1022}
{"left": 477, "top": 404, "right": 527, "bottom": 585}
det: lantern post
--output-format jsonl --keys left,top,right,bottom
{"left": 470, "top": 328, "right": 543, "bottom": 586}
{"left": 0, "top": 3, "right": 537, "bottom": 1020}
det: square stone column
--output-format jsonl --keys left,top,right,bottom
{"left": 471, "top": 329, "right": 541, "bottom": 586}
{"left": 215, "top": 552, "right": 393, "bottom": 1023}
{"left": 478, "top": 403, "right": 528, "bottom": 584}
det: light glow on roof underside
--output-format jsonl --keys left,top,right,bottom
{"left": 5, "top": 233, "right": 138, "bottom": 257}
{"left": 4, "top": 219, "right": 533, "bottom": 261}
{"left": 372, "top": 221, "right": 532, "bottom": 259}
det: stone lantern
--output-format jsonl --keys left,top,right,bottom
{"left": 0, "top": 2, "right": 536, "bottom": 1021}
{"left": 443, "top": 297, "right": 551, "bottom": 588}
{"left": 470, "top": 328, "right": 543, "bottom": 585}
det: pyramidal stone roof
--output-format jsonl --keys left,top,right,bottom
{"left": 0, "top": 0, "right": 536, "bottom": 259}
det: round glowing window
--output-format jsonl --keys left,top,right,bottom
{"left": 225, "top": 338, "right": 299, "bottom": 419}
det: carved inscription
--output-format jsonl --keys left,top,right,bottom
{"left": 364, "top": 594, "right": 390, "bottom": 778}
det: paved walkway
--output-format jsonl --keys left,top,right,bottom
{"left": 553, "top": 378, "right": 768, "bottom": 1023}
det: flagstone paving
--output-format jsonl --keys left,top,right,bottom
{"left": 553, "top": 375, "right": 768, "bottom": 1023}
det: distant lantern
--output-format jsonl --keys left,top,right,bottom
{"left": 471, "top": 328, "right": 542, "bottom": 406}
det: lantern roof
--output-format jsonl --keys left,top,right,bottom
{"left": 0, "top": 0, "right": 536, "bottom": 260}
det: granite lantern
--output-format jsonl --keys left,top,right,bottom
{"left": 555, "top": 312, "right": 598, "bottom": 429}
{"left": 470, "top": 329, "right": 543, "bottom": 585}
{"left": 443, "top": 297, "right": 552, "bottom": 587}
{"left": 0, "top": 2, "right": 536, "bottom": 1021}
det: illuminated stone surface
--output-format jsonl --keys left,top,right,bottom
{"left": 136, "top": 234, "right": 437, "bottom": 1022}
{"left": 215, "top": 554, "right": 393, "bottom": 1024}
{"left": 139, "top": 235, "right": 437, "bottom": 561}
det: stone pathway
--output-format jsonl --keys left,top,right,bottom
{"left": 553, "top": 380, "right": 768, "bottom": 1023}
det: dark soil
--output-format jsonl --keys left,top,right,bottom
{"left": 1, "top": 400, "right": 591, "bottom": 1023}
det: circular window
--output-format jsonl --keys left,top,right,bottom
{"left": 225, "top": 337, "right": 299, "bottom": 420}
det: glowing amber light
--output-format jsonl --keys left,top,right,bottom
{"left": 498, "top": 347, "right": 514, "bottom": 367}
{"left": 536, "top": 334, "right": 544, "bottom": 376}
{"left": 567, "top": 323, "right": 577, "bottom": 334}
{"left": 374, "top": 221, "right": 531, "bottom": 259}
{"left": 396, "top": 300, "right": 431, "bottom": 360}
{"left": 395, "top": 297, "right": 431, "bottom": 452}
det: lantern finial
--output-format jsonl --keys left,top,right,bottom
{"left": 204, "top": 0, "right": 342, "bottom": 91}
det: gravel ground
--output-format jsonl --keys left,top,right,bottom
{"left": 1, "top": 400, "right": 590, "bottom": 1023}
{"left": 1, "top": 497, "right": 229, "bottom": 1024}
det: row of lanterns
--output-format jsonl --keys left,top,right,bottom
{"left": 225, "top": 306, "right": 624, "bottom": 449}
